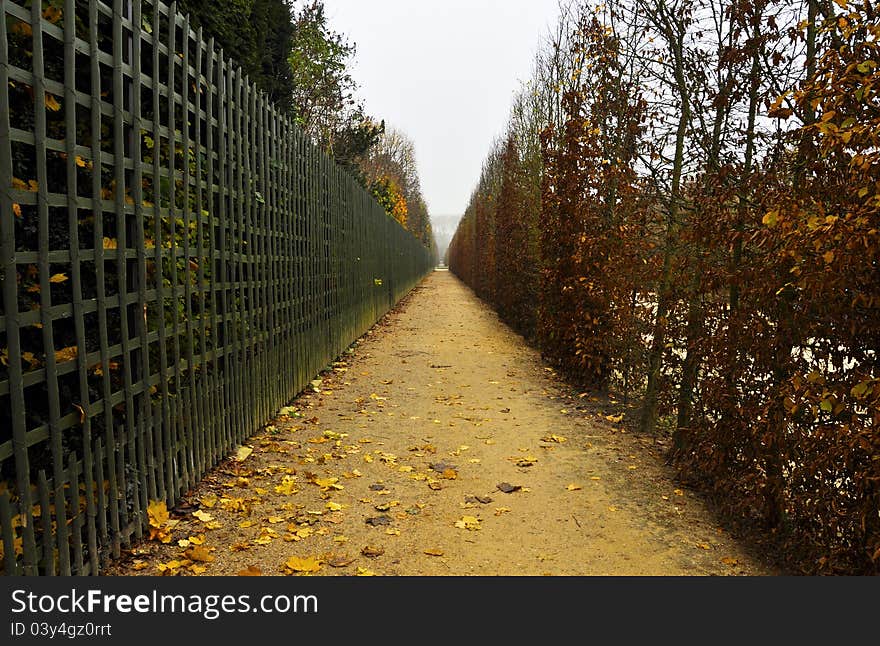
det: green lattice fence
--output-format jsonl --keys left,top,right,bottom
{"left": 0, "top": 0, "right": 433, "bottom": 575}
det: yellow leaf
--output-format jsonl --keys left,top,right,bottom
{"left": 494, "top": 507, "right": 510, "bottom": 516}
{"left": 233, "top": 445, "right": 253, "bottom": 462}
{"left": 148, "top": 500, "right": 170, "bottom": 528}
{"left": 184, "top": 545, "right": 215, "bottom": 563}
{"left": 326, "top": 501, "right": 344, "bottom": 512}
{"left": 12, "top": 203, "right": 21, "bottom": 217}
{"left": 54, "top": 346, "right": 78, "bottom": 363}
{"left": 441, "top": 468, "right": 458, "bottom": 480}
{"left": 49, "top": 273, "right": 68, "bottom": 284}
{"left": 283, "top": 555, "right": 322, "bottom": 574}
{"left": 823, "top": 250, "right": 834, "bottom": 265}
{"left": 200, "top": 493, "right": 218, "bottom": 508}
{"left": 267, "top": 516, "right": 285, "bottom": 524}
{"left": 188, "top": 535, "right": 206, "bottom": 545}
{"left": 423, "top": 548, "right": 444, "bottom": 557}
{"left": 356, "top": 567, "right": 377, "bottom": 576}
{"left": 762, "top": 210, "right": 778, "bottom": 227}
{"left": 454, "top": 515, "right": 481, "bottom": 530}
{"left": 131, "top": 561, "right": 150, "bottom": 571}
{"left": 274, "top": 475, "right": 299, "bottom": 495}
{"left": 720, "top": 556, "right": 739, "bottom": 566}
{"left": 238, "top": 565, "right": 262, "bottom": 576}
{"left": 541, "top": 434, "right": 567, "bottom": 443}
{"left": 239, "top": 520, "right": 256, "bottom": 529}
{"left": 44, "top": 93, "right": 61, "bottom": 112}
{"left": 312, "top": 477, "right": 343, "bottom": 491}
{"left": 102, "top": 237, "right": 118, "bottom": 250}
{"left": 566, "top": 483, "right": 582, "bottom": 491}
{"left": 192, "top": 510, "right": 213, "bottom": 522}
{"left": 605, "top": 414, "right": 624, "bottom": 423}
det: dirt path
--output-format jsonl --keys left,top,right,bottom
{"left": 111, "top": 271, "right": 771, "bottom": 576}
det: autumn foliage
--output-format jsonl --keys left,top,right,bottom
{"left": 449, "top": 0, "right": 880, "bottom": 573}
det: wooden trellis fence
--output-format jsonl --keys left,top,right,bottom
{"left": 0, "top": 0, "right": 433, "bottom": 575}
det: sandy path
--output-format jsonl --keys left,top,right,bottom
{"left": 111, "top": 270, "right": 771, "bottom": 576}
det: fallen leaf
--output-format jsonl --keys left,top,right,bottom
{"left": 147, "top": 500, "right": 175, "bottom": 543}
{"left": 365, "top": 516, "right": 392, "bottom": 527}
{"left": 606, "top": 414, "right": 624, "bottom": 423}
{"left": 541, "top": 434, "right": 567, "bottom": 443}
{"left": 283, "top": 555, "right": 322, "bottom": 574}
{"left": 721, "top": 556, "right": 739, "bottom": 566}
{"left": 361, "top": 545, "right": 385, "bottom": 558}
{"left": 184, "top": 546, "right": 215, "bottom": 563}
{"left": 275, "top": 476, "right": 299, "bottom": 495}
{"left": 238, "top": 565, "right": 262, "bottom": 576}
{"left": 385, "top": 528, "right": 401, "bottom": 536}
{"left": 200, "top": 493, "right": 218, "bottom": 508}
{"left": 423, "top": 548, "right": 444, "bottom": 557}
{"left": 192, "top": 510, "right": 213, "bottom": 522}
{"left": 497, "top": 482, "right": 521, "bottom": 494}
{"left": 12, "top": 203, "right": 21, "bottom": 217}
{"left": 312, "top": 477, "right": 343, "bottom": 491}
{"left": 267, "top": 516, "right": 285, "bottom": 524}
{"left": 454, "top": 516, "right": 481, "bottom": 531}
{"left": 441, "top": 468, "right": 458, "bottom": 480}
{"left": 328, "top": 555, "right": 355, "bottom": 568}
{"left": 325, "top": 501, "right": 344, "bottom": 512}
{"left": 607, "top": 506, "right": 618, "bottom": 512}
{"left": 49, "top": 273, "right": 68, "bottom": 284}
{"left": 356, "top": 567, "right": 376, "bottom": 576}
{"left": 233, "top": 445, "right": 253, "bottom": 462}
{"left": 566, "top": 484, "right": 582, "bottom": 491}
{"left": 494, "top": 507, "right": 511, "bottom": 516}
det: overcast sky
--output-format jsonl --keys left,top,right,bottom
{"left": 320, "top": 0, "right": 562, "bottom": 237}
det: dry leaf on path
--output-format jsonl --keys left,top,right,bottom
{"left": 454, "top": 516, "right": 481, "bottom": 531}
{"left": 283, "top": 556, "right": 322, "bottom": 574}
{"left": 238, "top": 566, "right": 262, "bottom": 576}
{"left": 361, "top": 545, "right": 385, "bottom": 558}
{"left": 423, "top": 548, "right": 444, "bottom": 557}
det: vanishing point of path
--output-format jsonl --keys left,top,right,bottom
{"left": 112, "top": 271, "right": 770, "bottom": 576}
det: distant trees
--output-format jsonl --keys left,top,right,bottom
{"left": 359, "top": 128, "right": 436, "bottom": 249}
{"left": 448, "top": 0, "right": 880, "bottom": 574}
{"left": 180, "top": 0, "right": 435, "bottom": 253}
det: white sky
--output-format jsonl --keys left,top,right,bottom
{"left": 320, "top": 0, "right": 562, "bottom": 235}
